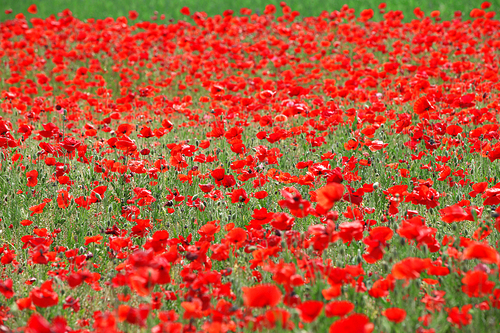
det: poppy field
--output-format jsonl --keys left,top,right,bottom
{"left": 1, "top": 2, "right": 500, "bottom": 332}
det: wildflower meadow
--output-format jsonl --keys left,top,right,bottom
{"left": 0, "top": 2, "right": 500, "bottom": 332}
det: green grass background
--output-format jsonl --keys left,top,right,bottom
{"left": 0, "top": 0, "right": 498, "bottom": 22}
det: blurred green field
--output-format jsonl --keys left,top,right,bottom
{"left": 0, "top": 0, "right": 497, "bottom": 22}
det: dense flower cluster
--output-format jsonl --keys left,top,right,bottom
{"left": 0, "top": 2, "right": 499, "bottom": 332}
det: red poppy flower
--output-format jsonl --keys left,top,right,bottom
{"left": 362, "top": 226, "right": 393, "bottom": 263}
{"left": 221, "top": 175, "right": 236, "bottom": 188}
{"left": 413, "top": 96, "right": 435, "bottom": 116}
{"left": 129, "top": 10, "right": 139, "bottom": 20}
{"left": 462, "top": 242, "right": 500, "bottom": 264}
{"left": 359, "top": 8, "right": 374, "bottom": 22}
{"left": 447, "top": 305, "right": 472, "bottom": 329}
{"left": 84, "top": 235, "right": 103, "bottom": 246}
{"left": 325, "top": 300, "right": 354, "bottom": 317}
{"left": 16, "top": 297, "right": 33, "bottom": 311}
{"left": 199, "top": 184, "right": 215, "bottom": 193}
{"left": 439, "top": 205, "right": 468, "bottom": 223}
{"left": 59, "top": 137, "right": 81, "bottom": 153}
{"left": 329, "top": 313, "right": 374, "bottom": 333}
{"left": 229, "top": 188, "right": 249, "bottom": 204}
{"left": 225, "top": 228, "right": 247, "bottom": 246}
{"left": 392, "top": 257, "right": 431, "bottom": 280}
{"left": 254, "top": 190, "right": 268, "bottom": 199}
{"left": 270, "top": 212, "right": 295, "bottom": 231}
{"left": 446, "top": 125, "right": 463, "bottom": 136}
{"left": 118, "top": 304, "right": 149, "bottom": 326}
{"left": 242, "top": 284, "right": 282, "bottom": 308}
{"left": 0, "top": 279, "right": 14, "bottom": 299}
{"left": 63, "top": 296, "right": 81, "bottom": 312}
{"left": 20, "top": 219, "right": 33, "bottom": 226}
{"left": 469, "top": 182, "right": 488, "bottom": 197}
{"left": 26, "top": 170, "right": 38, "bottom": 187}
{"left": 316, "top": 183, "right": 344, "bottom": 212}
{"left": 382, "top": 307, "right": 406, "bottom": 323}
{"left": 296, "top": 300, "right": 323, "bottom": 323}
{"left": 57, "top": 190, "right": 72, "bottom": 209}
{"left": 461, "top": 270, "right": 495, "bottom": 297}
{"left": 29, "top": 202, "right": 47, "bottom": 216}
{"left": 30, "top": 280, "right": 59, "bottom": 308}
{"left": 27, "top": 4, "right": 37, "bottom": 14}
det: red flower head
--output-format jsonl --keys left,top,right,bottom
{"left": 329, "top": 313, "right": 374, "bottom": 333}
{"left": 316, "top": 183, "right": 344, "bottom": 213}
{"left": 297, "top": 300, "right": 323, "bottom": 323}
{"left": 382, "top": 307, "right": 407, "bottom": 323}
{"left": 30, "top": 280, "right": 59, "bottom": 308}
{"left": 242, "top": 284, "right": 282, "bottom": 308}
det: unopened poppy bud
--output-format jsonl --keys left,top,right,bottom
{"left": 373, "top": 182, "right": 379, "bottom": 190}
{"left": 246, "top": 245, "right": 257, "bottom": 252}
{"left": 356, "top": 253, "right": 362, "bottom": 264}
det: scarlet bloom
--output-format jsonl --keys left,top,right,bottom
{"left": 461, "top": 271, "right": 495, "bottom": 297}
{"left": 84, "top": 235, "right": 103, "bottom": 246}
{"left": 316, "top": 183, "right": 344, "bottom": 212}
{"left": 118, "top": 304, "right": 149, "bottom": 327}
{"left": 21, "top": 219, "right": 33, "bottom": 226}
{"left": 413, "top": 96, "right": 435, "bottom": 116}
{"left": 330, "top": 313, "right": 374, "bottom": 333}
{"left": 30, "top": 280, "right": 59, "bottom": 308}
{"left": 27, "top": 4, "right": 37, "bottom": 14}
{"left": 57, "top": 190, "right": 72, "bottom": 209}
{"left": 439, "top": 205, "right": 468, "bottom": 223}
{"left": 359, "top": 8, "right": 374, "bottom": 21}
{"left": 254, "top": 190, "right": 268, "bottom": 199}
{"left": 270, "top": 212, "right": 295, "bottom": 231}
{"left": 296, "top": 300, "right": 323, "bottom": 323}
{"left": 63, "top": 296, "right": 81, "bottom": 312}
{"left": 382, "top": 307, "right": 406, "bottom": 323}
{"left": 198, "top": 183, "right": 214, "bottom": 193}
{"left": 392, "top": 257, "right": 431, "bottom": 280}
{"left": 225, "top": 227, "right": 247, "bottom": 246}
{"left": 129, "top": 10, "right": 138, "bottom": 20}
{"left": 447, "top": 305, "right": 472, "bottom": 329}
{"left": 29, "top": 202, "right": 47, "bottom": 216}
{"left": 325, "top": 300, "right": 354, "bottom": 317}
{"left": 230, "top": 188, "right": 249, "bottom": 204}
{"left": 26, "top": 169, "right": 38, "bottom": 187}
{"left": 27, "top": 314, "right": 68, "bottom": 332}
{"left": 446, "top": 125, "right": 463, "bottom": 136}
{"left": 0, "top": 279, "right": 14, "bottom": 299}
{"left": 362, "top": 226, "right": 393, "bottom": 263}
{"left": 242, "top": 284, "right": 282, "bottom": 308}
{"left": 462, "top": 242, "right": 500, "bottom": 264}
{"left": 16, "top": 297, "right": 32, "bottom": 311}
{"left": 180, "top": 6, "right": 190, "bottom": 16}
{"left": 59, "top": 137, "right": 81, "bottom": 153}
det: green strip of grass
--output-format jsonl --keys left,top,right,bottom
{"left": 0, "top": 0, "right": 495, "bottom": 22}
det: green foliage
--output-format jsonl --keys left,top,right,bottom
{"left": 0, "top": 0, "right": 494, "bottom": 22}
